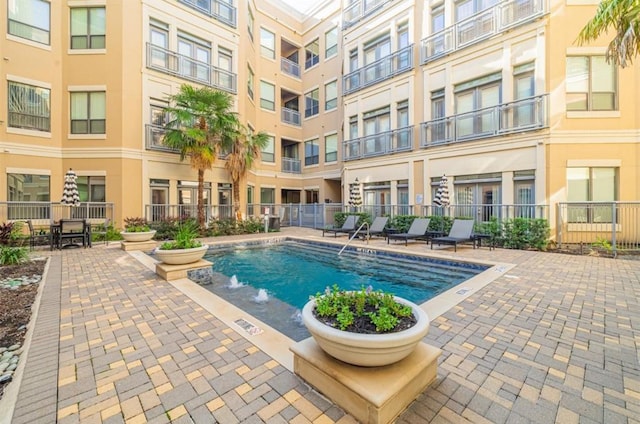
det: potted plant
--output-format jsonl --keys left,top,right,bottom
{"left": 154, "top": 222, "right": 208, "bottom": 265}
{"left": 121, "top": 217, "right": 156, "bottom": 242}
{"left": 301, "top": 285, "right": 430, "bottom": 367}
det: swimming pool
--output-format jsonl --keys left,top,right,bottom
{"left": 195, "top": 239, "right": 488, "bottom": 341}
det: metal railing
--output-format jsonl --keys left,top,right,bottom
{"left": 343, "top": 126, "right": 413, "bottom": 161}
{"left": 145, "top": 204, "right": 233, "bottom": 224}
{"left": 8, "top": 112, "right": 50, "bottom": 132}
{"left": 343, "top": 44, "right": 414, "bottom": 95}
{"left": 343, "top": 0, "right": 390, "bottom": 29}
{"left": 281, "top": 57, "right": 301, "bottom": 78}
{"left": 146, "top": 43, "right": 237, "bottom": 93}
{"left": 420, "top": 94, "right": 548, "bottom": 148}
{"left": 145, "top": 124, "right": 177, "bottom": 153}
{"left": 0, "top": 202, "right": 114, "bottom": 227}
{"left": 420, "top": 0, "right": 545, "bottom": 63}
{"left": 281, "top": 157, "right": 301, "bottom": 174}
{"left": 557, "top": 202, "right": 640, "bottom": 255}
{"left": 178, "top": 0, "right": 237, "bottom": 28}
{"left": 281, "top": 108, "right": 301, "bottom": 126}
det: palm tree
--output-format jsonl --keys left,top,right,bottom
{"left": 163, "top": 84, "right": 240, "bottom": 228}
{"left": 577, "top": 0, "right": 640, "bottom": 67}
{"left": 224, "top": 129, "right": 269, "bottom": 220}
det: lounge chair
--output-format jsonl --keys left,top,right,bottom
{"left": 322, "top": 215, "right": 358, "bottom": 237}
{"left": 349, "top": 216, "right": 389, "bottom": 240}
{"left": 430, "top": 219, "right": 475, "bottom": 252}
{"left": 387, "top": 218, "right": 430, "bottom": 246}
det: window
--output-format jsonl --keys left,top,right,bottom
{"left": 363, "top": 34, "right": 391, "bottom": 81}
{"left": 349, "top": 48, "right": 358, "bottom": 72}
{"left": 305, "top": 39, "right": 319, "bottom": 69}
{"left": 247, "top": 66, "right": 254, "bottom": 99}
{"left": 77, "top": 176, "right": 105, "bottom": 202}
{"left": 217, "top": 47, "right": 233, "bottom": 89}
{"left": 430, "top": 89, "right": 446, "bottom": 141}
{"left": 260, "top": 28, "right": 275, "bottom": 59}
{"left": 8, "top": 173, "right": 50, "bottom": 219}
{"left": 261, "top": 135, "right": 275, "bottom": 162}
{"left": 260, "top": 81, "right": 275, "bottom": 110}
{"left": 8, "top": 0, "right": 50, "bottom": 45}
{"left": 454, "top": 173, "right": 502, "bottom": 221}
{"left": 566, "top": 56, "right": 617, "bottom": 111}
{"left": 567, "top": 167, "right": 617, "bottom": 223}
{"left": 455, "top": 0, "right": 499, "bottom": 21}
{"left": 455, "top": 73, "right": 501, "bottom": 137}
{"left": 260, "top": 187, "right": 275, "bottom": 204}
{"left": 349, "top": 115, "right": 358, "bottom": 139}
{"left": 305, "top": 88, "right": 319, "bottom": 117}
{"left": 178, "top": 33, "right": 211, "bottom": 81}
{"left": 8, "top": 81, "right": 51, "bottom": 132}
{"left": 247, "top": 6, "right": 254, "bottom": 41}
{"left": 325, "top": 27, "right": 338, "bottom": 58}
{"left": 513, "top": 62, "right": 536, "bottom": 127}
{"left": 71, "top": 91, "right": 106, "bottom": 134}
{"left": 325, "top": 134, "right": 338, "bottom": 162}
{"left": 397, "top": 100, "right": 410, "bottom": 149}
{"left": 363, "top": 106, "right": 390, "bottom": 155}
{"left": 325, "top": 81, "right": 337, "bottom": 110}
{"left": 70, "top": 7, "right": 105, "bottom": 49}
{"left": 306, "top": 189, "right": 319, "bottom": 203}
{"left": 305, "top": 139, "right": 319, "bottom": 166}
{"left": 149, "top": 21, "right": 169, "bottom": 68}
{"left": 397, "top": 22, "right": 410, "bottom": 69}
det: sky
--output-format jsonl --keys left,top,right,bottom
{"left": 279, "top": 0, "right": 321, "bottom": 13}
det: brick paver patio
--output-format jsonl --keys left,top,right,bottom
{"left": 5, "top": 228, "right": 640, "bottom": 423}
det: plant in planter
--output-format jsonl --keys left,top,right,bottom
{"left": 155, "top": 222, "right": 208, "bottom": 265}
{"left": 121, "top": 217, "right": 156, "bottom": 242}
{"left": 302, "top": 285, "right": 430, "bottom": 367}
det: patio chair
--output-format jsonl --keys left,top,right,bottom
{"left": 430, "top": 219, "right": 475, "bottom": 252}
{"left": 25, "top": 220, "right": 50, "bottom": 251}
{"left": 322, "top": 215, "right": 358, "bottom": 237}
{"left": 58, "top": 219, "right": 89, "bottom": 249}
{"left": 349, "top": 216, "right": 389, "bottom": 240}
{"left": 387, "top": 218, "right": 431, "bottom": 246}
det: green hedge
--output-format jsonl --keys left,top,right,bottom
{"left": 333, "top": 212, "right": 371, "bottom": 228}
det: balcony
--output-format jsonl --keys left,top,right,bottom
{"left": 178, "top": 0, "right": 237, "bottom": 28}
{"left": 281, "top": 108, "right": 301, "bottom": 126}
{"left": 420, "top": 94, "right": 548, "bottom": 148}
{"left": 343, "top": 45, "right": 413, "bottom": 95}
{"left": 343, "top": 0, "right": 390, "bottom": 29}
{"left": 282, "top": 157, "right": 301, "bottom": 174}
{"left": 146, "top": 43, "right": 237, "bottom": 93}
{"left": 343, "top": 126, "right": 413, "bottom": 161}
{"left": 281, "top": 57, "right": 301, "bottom": 78}
{"left": 420, "top": 0, "right": 545, "bottom": 63}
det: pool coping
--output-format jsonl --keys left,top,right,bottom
{"left": 129, "top": 234, "right": 515, "bottom": 372}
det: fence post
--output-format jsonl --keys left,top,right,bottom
{"left": 611, "top": 202, "right": 617, "bottom": 258}
{"left": 556, "top": 203, "right": 562, "bottom": 248}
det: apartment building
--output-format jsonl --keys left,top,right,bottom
{"left": 1, "top": 0, "right": 638, "bottom": 229}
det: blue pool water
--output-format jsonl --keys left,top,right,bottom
{"left": 196, "top": 240, "right": 488, "bottom": 341}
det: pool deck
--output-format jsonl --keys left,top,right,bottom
{"left": 3, "top": 227, "right": 640, "bottom": 423}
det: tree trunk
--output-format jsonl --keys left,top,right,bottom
{"left": 232, "top": 177, "right": 241, "bottom": 221}
{"left": 197, "top": 168, "right": 205, "bottom": 228}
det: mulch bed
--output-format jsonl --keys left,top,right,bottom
{"left": 0, "top": 260, "right": 46, "bottom": 400}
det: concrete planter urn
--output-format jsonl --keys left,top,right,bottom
{"left": 301, "top": 295, "right": 430, "bottom": 367}
{"left": 155, "top": 245, "right": 208, "bottom": 265}
{"left": 120, "top": 230, "right": 156, "bottom": 242}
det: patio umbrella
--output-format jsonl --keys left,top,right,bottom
{"left": 61, "top": 168, "right": 80, "bottom": 206}
{"left": 433, "top": 174, "right": 450, "bottom": 207}
{"left": 348, "top": 178, "right": 362, "bottom": 208}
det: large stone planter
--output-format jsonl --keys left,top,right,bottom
{"left": 120, "top": 230, "right": 156, "bottom": 242}
{"left": 155, "top": 245, "right": 208, "bottom": 265}
{"left": 301, "top": 296, "right": 430, "bottom": 367}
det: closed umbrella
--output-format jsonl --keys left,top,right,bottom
{"left": 61, "top": 168, "right": 80, "bottom": 206}
{"left": 433, "top": 174, "right": 450, "bottom": 207}
{"left": 348, "top": 178, "right": 362, "bottom": 208}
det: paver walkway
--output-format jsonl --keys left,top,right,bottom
{"left": 5, "top": 228, "right": 640, "bottom": 423}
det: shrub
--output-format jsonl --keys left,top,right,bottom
{"left": 0, "top": 246, "right": 29, "bottom": 265}
{"left": 159, "top": 221, "right": 201, "bottom": 250}
{"left": 151, "top": 216, "right": 197, "bottom": 240}
{"left": 501, "top": 217, "right": 550, "bottom": 250}
{"left": 333, "top": 212, "right": 371, "bottom": 228}
{"left": 123, "top": 217, "right": 151, "bottom": 232}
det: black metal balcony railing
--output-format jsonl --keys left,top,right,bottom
{"left": 281, "top": 57, "right": 301, "bottom": 78}
{"left": 146, "top": 43, "right": 237, "bottom": 93}
{"left": 178, "top": 0, "right": 237, "bottom": 28}
{"left": 343, "top": 126, "right": 413, "bottom": 161}
{"left": 343, "top": 0, "right": 390, "bottom": 29}
{"left": 8, "top": 112, "right": 50, "bottom": 132}
{"left": 420, "top": 94, "right": 548, "bottom": 148}
{"left": 281, "top": 108, "right": 301, "bottom": 126}
{"left": 421, "top": 0, "right": 545, "bottom": 63}
{"left": 281, "top": 157, "right": 301, "bottom": 174}
{"left": 343, "top": 45, "right": 413, "bottom": 95}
